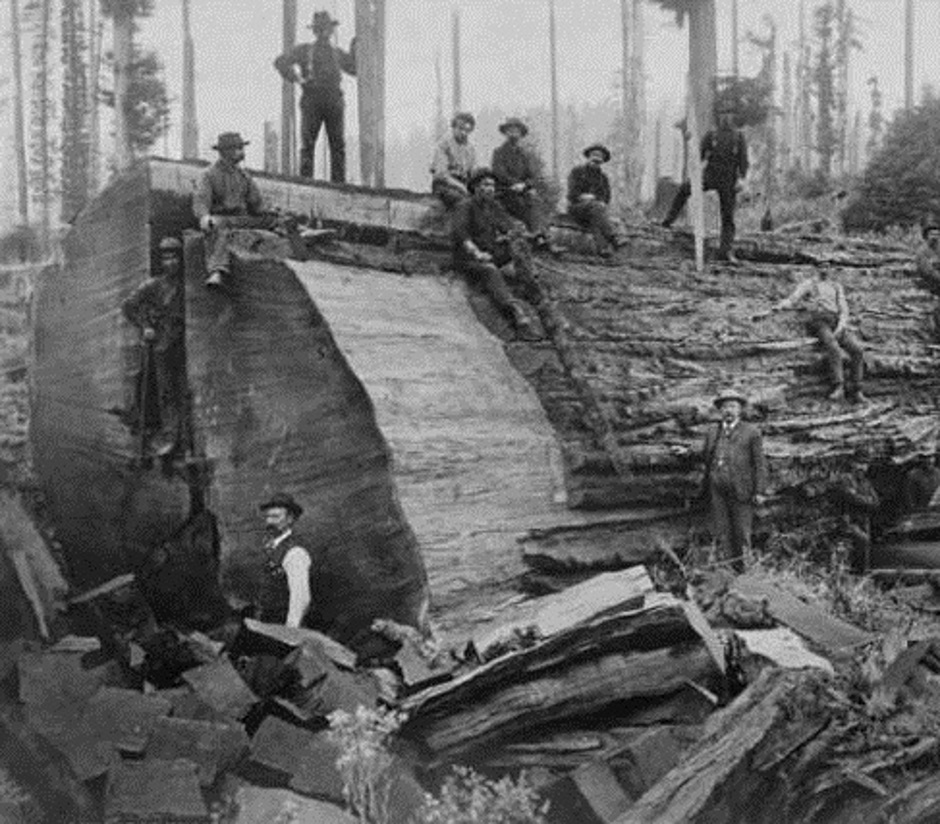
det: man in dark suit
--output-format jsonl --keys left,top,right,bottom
{"left": 702, "top": 389, "right": 768, "bottom": 571}
{"left": 567, "top": 143, "right": 625, "bottom": 257}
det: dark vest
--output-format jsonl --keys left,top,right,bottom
{"left": 258, "top": 532, "right": 313, "bottom": 624}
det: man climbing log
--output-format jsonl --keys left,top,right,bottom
{"left": 121, "top": 237, "right": 185, "bottom": 458}
{"left": 769, "top": 262, "right": 866, "bottom": 403}
{"left": 452, "top": 168, "right": 538, "bottom": 338}
{"left": 274, "top": 10, "right": 357, "bottom": 182}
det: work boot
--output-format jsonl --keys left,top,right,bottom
{"left": 850, "top": 390, "right": 868, "bottom": 404}
{"left": 828, "top": 385, "right": 846, "bottom": 402}
{"left": 205, "top": 270, "right": 226, "bottom": 289}
{"left": 509, "top": 301, "right": 536, "bottom": 337}
{"left": 661, "top": 217, "right": 674, "bottom": 229}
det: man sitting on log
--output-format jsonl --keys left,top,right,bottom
{"left": 702, "top": 389, "right": 768, "bottom": 573}
{"left": 915, "top": 219, "right": 940, "bottom": 338}
{"left": 491, "top": 117, "right": 553, "bottom": 250}
{"left": 121, "top": 236, "right": 185, "bottom": 457}
{"left": 452, "top": 168, "right": 536, "bottom": 337}
{"left": 770, "top": 262, "right": 866, "bottom": 403}
{"left": 662, "top": 101, "right": 749, "bottom": 263}
{"left": 566, "top": 143, "right": 625, "bottom": 258}
{"left": 431, "top": 112, "right": 477, "bottom": 209}
{"left": 193, "top": 131, "right": 266, "bottom": 288}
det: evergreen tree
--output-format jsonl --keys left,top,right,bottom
{"left": 25, "top": 0, "right": 56, "bottom": 246}
{"left": 813, "top": 2, "right": 836, "bottom": 179}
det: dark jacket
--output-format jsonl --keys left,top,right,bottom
{"left": 492, "top": 142, "right": 538, "bottom": 189}
{"left": 192, "top": 160, "right": 264, "bottom": 219}
{"left": 274, "top": 39, "right": 356, "bottom": 97}
{"left": 703, "top": 420, "right": 768, "bottom": 503}
{"left": 567, "top": 163, "right": 611, "bottom": 206}
{"left": 122, "top": 279, "right": 183, "bottom": 353}
{"left": 451, "top": 195, "right": 516, "bottom": 266}
{"left": 701, "top": 125, "right": 748, "bottom": 188}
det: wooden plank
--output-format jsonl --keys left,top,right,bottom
{"left": 733, "top": 575, "right": 873, "bottom": 652}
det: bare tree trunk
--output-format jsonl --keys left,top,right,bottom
{"left": 549, "top": 0, "right": 559, "bottom": 181}
{"left": 452, "top": 8, "right": 461, "bottom": 112}
{"left": 87, "top": 0, "right": 102, "bottom": 195}
{"left": 356, "top": 0, "right": 386, "bottom": 188}
{"left": 281, "top": 0, "right": 296, "bottom": 175}
{"left": 10, "top": 0, "right": 29, "bottom": 225}
{"left": 781, "top": 50, "right": 792, "bottom": 179}
{"left": 731, "top": 0, "right": 740, "bottom": 78}
{"left": 263, "top": 121, "right": 278, "bottom": 172}
{"left": 688, "top": 0, "right": 716, "bottom": 140}
{"left": 181, "top": 0, "right": 199, "bottom": 160}
{"left": 904, "top": 0, "right": 914, "bottom": 110}
{"left": 434, "top": 50, "right": 445, "bottom": 140}
{"left": 61, "top": 0, "right": 90, "bottom": 221}
{"left": 30, "top": 0, "right": 54, "bottom": 245}
{"left": 112, "top": 6, "right": 134, "bottom": 170}
{"left": 621, "top": 0, "right": 644, "bottom": 204}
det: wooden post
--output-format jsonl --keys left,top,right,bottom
{"left": 356, "top": 0, "right": 386, "bottom": 188}
{"left": 181, "top": 0, "right": 199, "bottom": 160}
{"left": 549, "top": 0, "right": 559, "bottom": 180}
{"left": 452, "top": 8, "right": 462, "bottom": 111}
{"left": 10, "top": 0, "right": 29, "bottom": 224}
{"left": 281, "top": 0, "right": 297, "bottom": 176}
{"left": 904, "top": 0, "right": 914, "bottom": 110}
{"left": 731, "top": 0, "right": 740, "bottom": 78}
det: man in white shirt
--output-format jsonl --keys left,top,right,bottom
{"left": 430, "top": 112, "right": 477, "bottom": 208}
{"left": 257, "top": 492, "right": 312, "bottom": 628}
{"left": 771, "top": 263, "right": 866, "bottom": 402}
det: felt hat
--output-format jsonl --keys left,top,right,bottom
{"left": 158, "top": 237, "right": 182, "bottom": 252}
{"left": 259, "top": 492, "right": 304, "bottom": 519}
{"left": 499, "top": 117, "right": 529, "bottom": 137}
{"left": 212, "top": 132, "right": 250, "bottom": 152}
{"left": 467, "top": 167, "right": 499, "bottom": 193}
{"left": 583, "top": 143, "right": 611, "bottom": 163}
{"left": 922, "top": 220, "right": 940, "bottom": 240}
{"left": 310, "top": 10, "right": 340, "bottom": 32}
{"left": 714, "top": 388, "right": 748, "bottom": 408}
{"left": 451, "top": 111, "right": 476, "bottom": 130}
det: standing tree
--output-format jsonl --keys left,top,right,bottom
{"left": 25, "top": 0, "right": 56, "bottom": 247}
{"left": 10, "top": 0, "right": 30, "bottom": 226}
{"left": 61, "top": 0, "right": 90, "bottom": 220}
{"left": 812, "top": 2, "right": 836, "bottom": 180}
{"left": 745, "top": 16, "right": 778, "bottom": 201}
{"left": 833, "top": 0, "right": 861, "bottom": 178}
{"left": 866, "top": 76, "right": 883, "bottom": 164}
{"left": 99, "top": 0, "right": 155, "bottom": 169}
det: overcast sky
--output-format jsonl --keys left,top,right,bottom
{"left": 0, "top": 0, "right": 936, "bottom": 213}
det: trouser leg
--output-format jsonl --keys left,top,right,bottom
{"left": 717, "top": 185, "right": 737, "bottom": 255}
{"left": 205, "top": 224, "right": 233, "bottom": 275}
{"left": 710, "top": 484, "right": 733, "bottom": 560}
{"left": 663, "top": 181, "right": 692, "bottom": 225}
{"left": 837, "top": 329, "right": 865, "bottom": 388}
{"left": 571, "top": 201, "right": 615, "bottom": 250}
{"left": 729, "top": 499, "right": 754, "bottom": 568}
{"left": 461, "top": 260, "right": 516, "bottom": 319}
{"left": 299, "top": 95, "right": 325, "bottom": 179}
{"left": 816, "top": 325, "right": 845, "bottom": 387}
{"left": 321, "top": 96, "right": 346, "bottom": 183}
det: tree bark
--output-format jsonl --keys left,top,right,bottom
{"left": 112, "top": 7, "right": 134, "bottom": 170}
{"left": 10, "top": 0, "right": 29, "bottom": 225}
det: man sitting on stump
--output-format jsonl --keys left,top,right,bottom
{"left": 662, "top": 101, "right": 748, "bottom": 263}
{"left": 431, "top": 112, "right": 477, "bottom": 208}
{"left": 193, "top": 131, "right": 266, "bottom": 288}
{"left": 567, "top": 143, "right": 625, "bottom": 258}
{"left": 452, "top": 168, "right": 536, "bottom": 337}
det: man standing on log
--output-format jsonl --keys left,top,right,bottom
{"left": 662, "top": 102, "right": 748, "bottom": 263}
{"left": 702, "top": 389, "right": 768, "bottom": 572}
{"left": 915, "top": 220, "right": 940, "bottom": 338}
{"left": 452, "top": 168, "right": 536, "bottom": 337}
{"left": 567, "top": 143, "right": 626, "bottom": 258}
{"left": 770, "top": 263, "right": 866, "bottom": 403}
{"left": 192, "top": 131, "right": 266, "bottom": 288}
{"left": 274, "top": 10, "right": 357, "bottom": 183}
{"left": 431, "top": 112, "right": 477, "bottom": 208}
{"left": 257, "top": 493, "right": 314, "bottom": 628}
{"left": 491, "top": 117, "right": 552, "bottom": 250}
{"left": 121, "top": 237, "right": 185, "bottom": 457}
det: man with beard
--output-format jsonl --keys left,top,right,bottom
{"left": 121, "top": 237, "right": 185, "bottom": 456}
{"left": 771, "top": 262, "right": 866, "bottom": 402}
{"left": 452, "top": 167, "right": 535, "bottom": 337}
{"left": 431, "top": 112, "right": 477, "bottom": 208}
{"left": 257, "top": 493, "right": 313, "bottom": 628}
{"left": 491, "top": 116, "right": 552, "bottom": 249}
{"left": 192, "top": 131, "right": 266, "bottom": 288}
{"left": 662, "top": 102, "right": 749, "bottom": 263}
{"left": 567, "top": 143, "right": 625, "bottom": 257}
{"left": 274, "top": 10, "right": 357, "bottom": 182}
{"left": 702, "top": 389, "right": 768, "bottom": 572}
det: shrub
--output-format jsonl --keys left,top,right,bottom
{"left": 419, "top": 766, "right": 548, "bottom": 824}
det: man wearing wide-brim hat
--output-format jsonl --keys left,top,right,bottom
{"left": 491, "top": 117, "right": 553, "bottom": 249}
{"left": 701, "top": 389, "right": 768, "bottom": 572}
{"left": 451, "top": 167, "right": 537, "bottom": 338}
{"left": 257, "top": 492, "right": 315, "bottom": 627}
{"left": 274, "top": 10, "right": 357, "bottom": 182}
{"left": 915, "top": 217, "right": 940, "bottom": 340}
{"left": 566, "top": 143, "right": 626, "bottom": 258}
{"left": 662, "top": 100, "right": 749, "bottom": 263}
{"left": 192, "top": 131, "right": 266, "bottom": 287}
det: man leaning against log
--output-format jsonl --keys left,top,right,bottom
{"left": 702, "top": 389, "right": 768, "bottom": 573}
